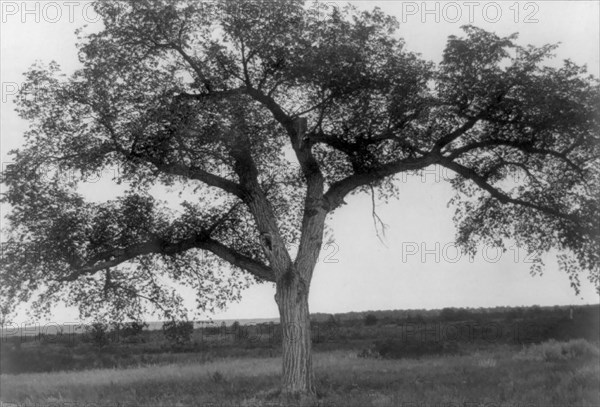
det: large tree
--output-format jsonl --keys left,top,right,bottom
{"left": 1, "top": 0, "right": 599, "bottom": 397}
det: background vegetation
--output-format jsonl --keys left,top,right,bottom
{"left": 1, "top": 304, "right": 598, "bottom": 405}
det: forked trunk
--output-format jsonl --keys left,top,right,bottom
{"left": 275, "top": 272, "right": 315, "bottom": 398}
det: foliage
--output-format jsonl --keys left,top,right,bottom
{"left": 0, "top": 0, "right": 598, "bottom": 326}
{"left": 120, "top": 320, "right": 149, "bottom": 337}
{"left": 1, "top": 304, "right": 598, "bottom": 375}
{"left": 162, "top": 320, "right": 194, "bottom": 346}
{"left": 230, "top": 321, "right": 251, "bottom": 340}
{"left": 373, "top": 338, "right": 460, "bottom": 359}
{"left": 439, "top": 307, "right": 471, "bottom": 321}
{"left": 85, "top": 321, "right": 111, "bottom": 347}
{"left": 326, "top": 314, "right": 339, "bottom": 327}
{"left": 112, "top": 320, "right": 149, "bottom": 342}
{"left": 363, "top": 313, "right": 378, "bottom": 326}
{"left": 515, "top": 339, "right": 600, "bottom": 362}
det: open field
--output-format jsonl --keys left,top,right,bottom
{"left": 1, "top": 343, "right": 599, "bottom": 406}
{"left": 2, "top": 305, "right": 599, "bottom": 406}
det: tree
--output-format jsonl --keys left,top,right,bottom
{"left": 1, "top": 0, "right": 599, "bottom": 398}
{"left": 162, "top": 319, "right": 194, "bottom": 346}
{"left": 364, "top": 313, "right": 378, "bottom": 326}
{"left": 113, "top": 320, "right": 148, "bottom": 341}
{"left": 85, "top": 321, "right": 110, "bottom": 347}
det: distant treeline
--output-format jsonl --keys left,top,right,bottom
{"left": 1, "top": 304, "right": 598, "bottom": 374}
{"left": 312, "top": 303, "right": 598, "bottom": 323}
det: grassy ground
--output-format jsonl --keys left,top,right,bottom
{"left": 2, "top": 342, "right": 599, "bottom": 407}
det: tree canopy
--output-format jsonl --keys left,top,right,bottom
{"left": 2, "top": 0, "right": 599, "bottom": 323}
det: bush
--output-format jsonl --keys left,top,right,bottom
{"left": 374, "top": 338, "right": 460, "bottom": 359}
{"left": 357, "top": 346, "right": 380, "bottom": 359}
{"left": 122, "top": 321, "right": 148, "bottom": 337}
{"left": 516, "top": 339, "right": 600, "bottom": 362}
{"left": 86, "top": 322, "right": 110, "bottom": 347}
{"left": 162, "top": 320, "right": 194, "bottom": 346}
{"left": 112, "top": 321, "right": 148, "bottom": 342}
{"left": 364, "top": 314, "right": 378, "bottom": 326}
{"left": 327, "top": 314, "right": 339, "bottom": 326}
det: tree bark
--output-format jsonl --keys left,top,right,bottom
{"left": 275, "top": 270, "right": 315, "bottom": 398}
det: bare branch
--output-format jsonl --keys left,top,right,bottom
{"left": 370, "top": 185, "right": 388, "bottom": 246}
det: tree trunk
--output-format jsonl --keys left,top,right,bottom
{"left": 275, "top": 272, "right": 315, "bottom": 398}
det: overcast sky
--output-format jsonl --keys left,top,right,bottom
{"left": 1, "top": 1, "right": 599, "bottom": 323}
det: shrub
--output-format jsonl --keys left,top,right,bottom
{"left": 162, "top": 320, "right": 194, "bottom": 346}
{"left": 516, "top": 339, "right": 600, "bottom": 362}
{"left": 357, "top": 346, "right": 380, "bottom": 359}
{"left": 327, "top": 314, "right": 339, "bottom": 326}
{"left": 236, "top": 326, "right": 250, "bottom": 340}
{"left": 566, "top": 338, "right": 600, "bottom": 358}
{"left": 374, "top": 338, "right": 460, "bottom": 359}
{"left": 439, "top": 308, "right": 457, "bottom": 321}
{"left": 231, "top": 321, "right": 250, "bottom": 340}
{"left": 122, "top": 321, "right": 148, "bottom": 337}
{"left": 231, "top": 321, "right": 241, "bottom": 331}
{"left": 112, "top": 321, "right": 148, "bottom": 342}
{"left": 85, "top": 322, "right": 110, "bottom": 347}
{"left": 364, "top": 314, "right": 378, "bottom": 326}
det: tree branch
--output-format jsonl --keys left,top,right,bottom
{"left": 99, "top": 118, "right": 247, "bottom": 199}
{"left": 438, "top": 157, "right": 598, "bottom": 238}
{"left": 152, "top": 161, "right": 246, "bottom": 198}
{"left": 446, "top": 139, "right": 585, "bottom": 174}
{"left": 433, "top": 116, "right": 480, "bottom": 152}
{"left": 324, "top": 154, "right": 440, "bottom": 211}
{"left": 60, "top": 233, "right": 275, "bottom": 283}
{"left": 175, "top": 87, "right": 246, "bottom": 101}
{"left": 227, "top": 107, "right": 293, "bottom": 275}
{"left": 245, "top": 87, "right": 327, "bottom": 280}
{"left": 172, "top": 44, "right": 209, "bottom": 84}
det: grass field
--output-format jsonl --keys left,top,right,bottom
{"left": 2, "top": 341, "right": 599, "bottom": 407}
{"left": 2, "top": 306, "right": 598, "bottom": 406}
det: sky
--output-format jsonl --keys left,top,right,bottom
{"left": 1, "top": 1, "right": 599, "bottom": 323}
